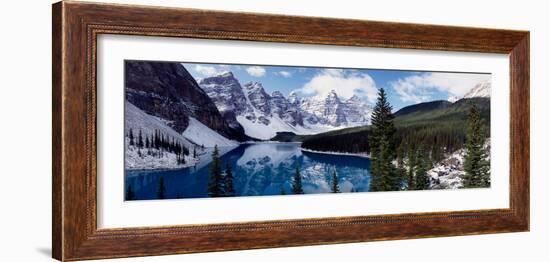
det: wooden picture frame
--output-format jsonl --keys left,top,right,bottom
{"left": 52, "top": 1, "right": 529, "bottom": 261}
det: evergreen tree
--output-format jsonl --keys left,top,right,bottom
{"left": 291, "top": 166, "right": 304, "bottom": 194}
{"left": 138, "top": 129, "right": 144, "bottom": 148}
{"left": 154, "top": 130, "right": 160, "bottom": 149}
{"left": 414, "top": 152, "right": 430, "bottom": 190}
{"left": 224, "top": 164, "right": 235, "bottom": 197}
{"left": 280, "top": 185, "right": 286, "bottom": 195}
{"left": 207, "top": 145, "right": 223, "bottom": 197}
{"left": 129, "top": 128, "right": 134, "bottom": 146}
{"left": 462, "top": 104, "right": 491, "bottom": 188}
{"left": 396, "top": 144, "right": 407, "bottom": 189}
{"left": 406, "top": 147, "right": 417, "bottom": 190}
{"left": 145, "top": 136, "right": 150, "bottom": 148}
{"left": 193, "top": 147, "right": 197, "bottom": 158}
{"left": 125, "top": 184, "right": 135, "bottom": 200}
{"left": 330, "top": 168, "right": 340, "bottom": 193}
{"left": 369, "top": 88, "right": 399, "bottom": 192}
{"left": 156, "top": 176, "right": 165, "bottom": 199}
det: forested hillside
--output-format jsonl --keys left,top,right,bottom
{"left": 300, "top": 97, "right": 490, "bottom": 162}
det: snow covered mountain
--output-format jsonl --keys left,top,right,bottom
{"left": 125, "top": 61, "right": 249, "bottom": 142}
{"left": 464, "top": 80, "right": 491, "bottom": 99}
{"left": 124, "top": 61, "right": 248, "bottom": 170}
{"left": 198, "top": 72, "right": 372, "bottom": 140}
{"left": 299, "top": 91, "right": 372, "bottom": 127}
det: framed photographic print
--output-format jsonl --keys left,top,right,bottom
{"left": 52, "top": 1, "right": 529, "bottom": 261}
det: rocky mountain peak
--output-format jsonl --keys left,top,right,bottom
{"left": 287, "top": 91, "right": 300, "bottom": 104}
{"left": 198, "top": 75, "right": 373, "bottom": 139}
{"left": 347, "top": 94, "right": 362, "bottom": 103}
{"left": 325, "top": 90, "right": 341, "bottom": 103}
{"left": 124, "top": 61, "right": 248, "bottom": 141}
{"left": 272, "top": 91, "right": 285, "bottom": 98}
{"left": 464, "top": 81, "right": 491, "bottom": 99}
{"left": 219, "top": 71, "right": 234, "bottom": 78}
{"left": 199, "top": 71, "right": 238, "bottom": 86}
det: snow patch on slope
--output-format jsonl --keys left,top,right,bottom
{"left": 125, "top": 139, "right": 198, "bottom": 170}
{"left": 125, "top": 102, "right": 201, "bottom": 170}
{"left": 236, "top": 115, "right": 338, "bottom": 140}
{"left": 463, "top": 81, "right": 491, "bottom": 99}
{"left": 182, "top": 117, "right": 238, "bottom": 147}
{"left": 428, "top": 140, "right": 490, "bottom": 190}
{"left": 125, "top": 101, "right": 194, "bottom": 148}
{"left": 428, "top": 149, "right": 466, "bottom": 190}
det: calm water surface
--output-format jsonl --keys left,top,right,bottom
{"left": 125, "top": 142, "right": 371, "bottom": 200}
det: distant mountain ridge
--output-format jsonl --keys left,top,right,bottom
{"left": 395, "top": 80, "right": 491, "bottom": 117}
{"left": 394, "top": 100, "right": 453, "bottom": 117}
{"left": 198, "top": 71, "right": 373, "bottom": 139}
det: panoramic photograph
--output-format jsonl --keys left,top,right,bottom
{"left": 124, "top": 60, "right": 491, "bottom": 201}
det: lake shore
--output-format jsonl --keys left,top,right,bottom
{"left": 299, "top": 147, "right": 370, "bottom": 159}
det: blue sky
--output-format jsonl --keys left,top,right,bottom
{"left": 182, "top": 62, "right": 490, "bottom": 111}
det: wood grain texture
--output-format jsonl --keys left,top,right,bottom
{"left": 52, "top": 1, "right": 530, "bottom": 261}
{"left": 52, "top": 2, "right": 63, "bottom": 260}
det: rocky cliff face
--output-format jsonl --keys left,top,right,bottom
{"left": 198, "top": 72, "right": 372, "bottom": 139}
{"left": 125, "top": 61, "right": 248, "bottom": 141}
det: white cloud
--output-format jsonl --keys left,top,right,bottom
{"left": 193, "top": 65, "right": 221, "bottom": 77}
{"left": 275, "top": 71, "right": 292, "bottom": 78}
{"left": 297, "top": 69, "right": 378, "bottom": 103}
{"left": 246, "top": 66, "right": 266, "bottom": 77}
{"left": 391, "top": 72, "right": 491, "bottom": 103}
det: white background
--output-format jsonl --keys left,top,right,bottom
{"left": 0, "top": 0, "right": 546, "bottom": 261}
{"left": 98, "top": 35, "right": 509, "bottom": 228}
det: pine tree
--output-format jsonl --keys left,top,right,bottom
{"left": 330, "top": 168, "right": 340, "bottom": 193}
{"left": 125, "top": 184, "right": 135, "bottom": 200}
{"left": 145, "top": 136, "right": 150, "bottom": 149}
{"left": 406, "top": 147, "right": 417, "bottom": 190}
{"left": 462, "top": 103, "right": 490, "bottom": 188}
{"left": 154, "top": 130, "right": 160, "bottom": 149}
{"left": 396, "top": 144, "right": 407, "bottom": 189}
{"left": 369, "top": 88, "right": 399, "bottom": 192}
{"left": 414, "top": 152, "right": 430, "bottom": 190}
{"left": 207, "top": 145, "right": 223, "bottom": 197}
{"left": 280, "top": 185, "right": 286, "bottom": 195}
{"left": 224, "top": 164, "right": 235, "bottom": 197}
{"left": 193, "top": 147, "right": 197, "bottom": 158}
{"left": 291, "top": 166, "right": 304, "bottom": 194}
{"left": 156, "top": 176, "right": 166, "bottom": 199}
{"left": 138, "top": 129, "right": 144, "bottom": 148}
{"left": 129, "top": 128, "right": 134, "bottom": 146}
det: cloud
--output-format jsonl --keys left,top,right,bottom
{"left": 391, "top": 72, "right": 491, "bottom": 103}
{"left": 246, "top": 66, "right": 266, "bottom": 77}
{"left": 275, "top": 71, "right": 292, "bottom": 78}
{"left": 193, "top": 65, "right": 221, "bottom": 77}
{"left": 297, "top": 69, "right": 378, "bottom": 103}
